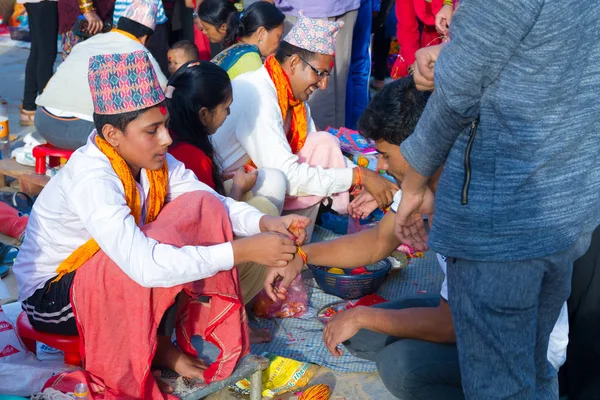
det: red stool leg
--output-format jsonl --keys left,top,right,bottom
{"left": 20, "top": 336, "right": 37, "bottom": 354}
{"left": 63, "top": 351, "right": 81, "bottom": 366}
{"left": 34, "top": 155, "right": 46, "bottom": 174}
{"left": 48, "top": 156, "right": 60, "bottom": 169}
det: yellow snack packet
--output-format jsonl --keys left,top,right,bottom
{"left": 231, "top": 353, "right": 320, "bottom": 398}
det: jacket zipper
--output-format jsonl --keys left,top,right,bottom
{"left": 461, "top": 120, "right": 479, "bottom": 205}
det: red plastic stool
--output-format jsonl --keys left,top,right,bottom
{"left": 15, "top": 311, "right": 81, "bottom": 366}
{"left": 32, "top": 144, "right": 74, "bottom": 175}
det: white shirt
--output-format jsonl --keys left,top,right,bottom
{"left": 14, "top": 133, "right": 264, "bottom": 301}
{"left": 390, "top": 192, "right": 569, "bottom": 370}
{"left": 36, "top": 31, "right": 167, "bottom": 120}
{"left": 211, "top": 66, "right": 354, "bottom": 197}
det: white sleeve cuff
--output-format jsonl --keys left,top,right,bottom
{"left": 205, "top": 242, "right": 235, "bottom": 273}
{"left": 332, "top": 168, "right": 354, "bottom": 193}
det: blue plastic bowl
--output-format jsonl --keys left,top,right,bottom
{"left": 308, "top": 259, "right": 392, "bottom": 300}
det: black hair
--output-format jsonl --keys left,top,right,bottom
{"left": 166, "top": 61, "right": 231, "bottom": 194}
{"left": 198, "top": 0, "right": 284, "bottom": 47}
{"left": 357, "top": 77, "right": 428, "bottom": 146}
{"left": 93, "top": 101, "right": 165, "bottom": 139}
{"left": 274, "top": 40, "right": 317, "bottom": 64}
{"left": 170, "top": 40, "right": 200, "bottom": 60}
{"left": 116, "top": 16, "right": 154, "bottom": 39}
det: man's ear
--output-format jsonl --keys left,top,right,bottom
{"left": 102, "top": 124, "right": 122, "bottom": 148}
{"left": 288, "top": 54, "right": 301, "bottom": 76}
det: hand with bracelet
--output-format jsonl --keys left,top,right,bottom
{"left": 79, "top": 0, "right": 103, "bottom": 35}
{"left": 354, "top": 166, "right": 398, "bottom": 209}
{"left": 435, "top": 0, "right": 454, "bottom": 36}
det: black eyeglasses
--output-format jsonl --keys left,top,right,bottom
{"left": 293, "top": 54, "right": 332, "bottom": 79}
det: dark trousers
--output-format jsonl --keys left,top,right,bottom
{"left": 372, "top": 25, "right": 391, "bottom": 81}
{"left": 560, "top": 224, "right": 600, "bottom": 399}
{"left": 23, "top": 1, "right": 58, "bottom": 111}
{"left": 146, "top": 23, "right": 169, "bottom": 77}
{"left": 344, "top": 296, "right": 464, "bottom": 399}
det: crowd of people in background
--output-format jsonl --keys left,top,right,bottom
{"left": 3, "top": 0, "right": 599, "bottom": 398}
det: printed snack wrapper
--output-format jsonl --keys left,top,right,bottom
{"left": 231, "top": 353, "right": 319, "bottom": 398}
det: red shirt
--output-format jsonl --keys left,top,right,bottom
{"left": 169, "top": 142, "right": 216, "bottom": 189}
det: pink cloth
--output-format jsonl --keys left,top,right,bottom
{"left": 44, "top": 191, "right": 249, "bottom": 399}
{"left": 283, "top": 131, "right": 350, "bottom": 214}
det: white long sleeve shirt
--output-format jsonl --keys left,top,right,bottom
{"left": 211, "top": 66, "right": 354, "bottom": 197}
{"left": 14, "top": 133, "right": 264, "bottom": 301}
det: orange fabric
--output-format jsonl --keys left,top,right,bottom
{"left": 264, "top": 55, "right": 308, "bottom": 155}
{"left": 44, "top": 192, "right": 249, "bottom": 399}
{"left": 53, "top": 135, "right": 168, "bottom": 282}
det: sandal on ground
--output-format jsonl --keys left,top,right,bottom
{"left": 20, "top": 105, "right": 35, "bottom": 126}
{"left": 0, "top": 243, "right": 19, "bottom": 278}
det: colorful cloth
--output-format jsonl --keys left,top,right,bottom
{"left": 263, "top": 55, "right": 307, "bottom": 155}
{"left": 212, "top": 43, "right": 262, "bottom": 79}
{"left": 283, "top": 10, "right": 344, "bottom": 56}
{"left": 122, "top": 0, "right": 158, "bottom": 30}
{"left": 113, "top": 0, "right": 166, "bottom": 26}
{"left": 54, "top": 134, "right": 168, "bottom": 282}
{"left": 88, "top": 50, "right": 165, "bottom": 115}
{"left": 43, "top": 191, "right": 250, "bottom": 398}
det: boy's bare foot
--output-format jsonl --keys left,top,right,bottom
{"left": 154, "top": 336, "right": 207, "bottom": 380}
{"left": 249, "top": 326, "right": 272, "bottom": 344}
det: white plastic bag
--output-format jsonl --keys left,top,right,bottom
{"left": 0, "top": 305, "right": 27, "bottom": 363}
{"left": 0, "top": 304, "right": 73, "bottom": 396}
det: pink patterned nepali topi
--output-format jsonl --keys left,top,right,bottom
{"left": 122, "top": 0, "right": 158, "bottom": 31}
{"left": 283, "top": 10, "right": 344, "bottom": 56}
{"left": 88, "top": 50, "right": 165, "bottom": 115}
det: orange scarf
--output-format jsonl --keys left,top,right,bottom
{"left": 53, "top": 135, "right": 169, "bottom": 282}
{"left": 264, "top": 54, "right": 307, "bottom": 154}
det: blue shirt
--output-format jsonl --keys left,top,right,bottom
{"left": 401, "top": 0, "right": 600, "bottom": 261}
{"left": 274, "top": 0, "right": 360, "bottom": 18}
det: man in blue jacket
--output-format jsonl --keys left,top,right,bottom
{"left": 394, "top": 0, "right": 600, "bottom": 398}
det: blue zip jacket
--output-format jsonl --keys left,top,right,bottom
{"left": 401, "top": 0, "right": 600, "bottom": 261}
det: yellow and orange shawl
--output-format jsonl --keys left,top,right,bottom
{"left": 53, "top": 135, "right": 169, "bottom": 282}
{"left": 265, "top": 55, "right": 308, "bottom": 153}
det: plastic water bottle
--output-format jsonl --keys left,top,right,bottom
{"left": 74, "top": 383, "right": 89, "bottom": 399}
{"left": 0, "top": 100, "right": 10, "bottom": 160}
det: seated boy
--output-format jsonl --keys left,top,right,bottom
{"left": 265, "top": 78, "right": 569, "bottom": 399}
{"left": 168, "top": 40, "right": 200, "bottom": 75}
{"left": 13, "top": 50, "right": 308, "bottom": 397}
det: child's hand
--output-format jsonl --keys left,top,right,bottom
{"left": 264, "top": 254, "right": 304, "bottom": 302}
{"left": 435, "top": 4, "right": 453, "bottom": 36}
{"left": 348, "top": 190, "right": 379, "bottom": 219}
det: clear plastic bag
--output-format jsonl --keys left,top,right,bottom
{"left": 254, "top": 275, "right": 308, "bottom": 319}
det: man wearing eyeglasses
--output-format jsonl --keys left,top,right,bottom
{"left": 212, "top": 11, "right": 397, "bottom": 240}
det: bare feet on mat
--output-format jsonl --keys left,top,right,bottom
{"left": 249, "top": 326, "right": 272, "bottom": 344}
{"left": 154, "top": 336, "right": 207, "bottom": 380}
